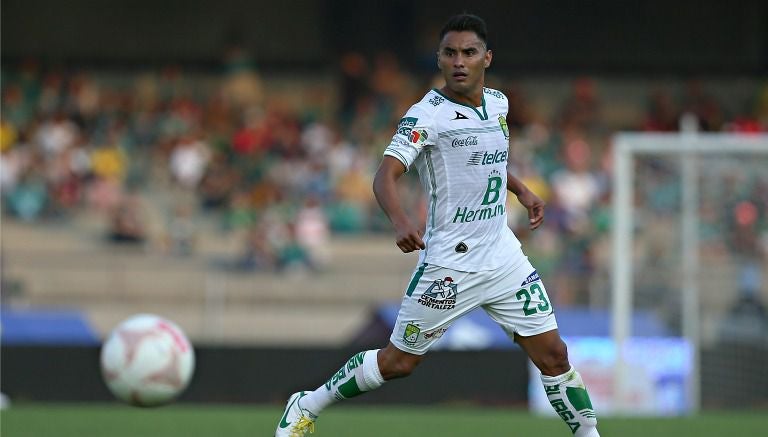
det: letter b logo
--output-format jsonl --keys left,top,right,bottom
{"left": 482, "top": 176, "right": 502, "bottom": 205}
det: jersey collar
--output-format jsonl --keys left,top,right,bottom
{"left": 431, "top": 88, "right": 488, "bottom": 120}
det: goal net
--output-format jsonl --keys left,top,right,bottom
{"left": 611, "top": 132, "right": 768, "bottom": 414}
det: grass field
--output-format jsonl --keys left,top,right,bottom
{"left": 2, "top": 404, "right": 766, "bottom": 437}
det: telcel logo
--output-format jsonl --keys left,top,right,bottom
{"left": 467, "top": 149, "right": 508, "bottom": 165}
{"left": 451, "top": 136, "right": 478, "bottom": 148}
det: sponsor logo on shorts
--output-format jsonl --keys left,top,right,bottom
{"left": 424, "top": 327, "right": 448, "bottom": 340}
{"left": 403, "top": 323, "right": 421, "bottom": 345}
{"left": 418, "top": 277, "right": 458, "bottom": 310}
{"left": 521, "top": 270, "right": 541, "bottom": 286}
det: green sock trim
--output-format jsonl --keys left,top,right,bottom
{"left": 566, "top": 387, "right": 594, "bottom": 411}
{"left": 338, "top": 376, "right": 364, "bottom": 398}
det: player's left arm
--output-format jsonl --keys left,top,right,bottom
{"left": 507, "top": 170, "right": 545, "bottom": 230}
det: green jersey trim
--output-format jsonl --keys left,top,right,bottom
{"left": 431, "top": 88, "right": 488, "bottom": 120}
{"left": 424, "top": 149, "right": 438, "bottom": 259}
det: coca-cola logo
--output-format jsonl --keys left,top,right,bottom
{"left": 451, "top": 136, "right": 478, "bottom": 148}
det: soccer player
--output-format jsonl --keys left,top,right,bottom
{"left": 276, "top": 13, "right": 600, "bottom": 437}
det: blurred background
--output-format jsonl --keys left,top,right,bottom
{"left": 1, "top": 0, "right": 767, "bottom": 416}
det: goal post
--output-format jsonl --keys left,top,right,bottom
{"left": 611, "top": 132, "right": 768, "bottom": 414}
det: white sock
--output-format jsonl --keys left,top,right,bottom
{"left": 299, "top": 349, "right": 384, "bottom": 417}
{"left": 540, "top": 366, "right": 599, "bottom": 437}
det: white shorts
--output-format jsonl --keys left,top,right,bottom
{"left": 390, "top": 257, "right": 558, "bottom": 355}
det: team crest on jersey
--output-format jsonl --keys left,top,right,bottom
{"left": 410, "top": 129, "right": 429, "bottom": 144}
{"left": 418, "top": 277, "right": 458, "bottom": 310}
{"left": 403, "top": 323, "right": 421, "bottom": 345}
{"left": 397, "top": 117, "right": 418, "bottom": 136}
{"left": 498, "top": 115, "right": 509, "bottom": 139}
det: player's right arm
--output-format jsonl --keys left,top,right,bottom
{"left": 373, "top": 157, "right": 426, "bottom": 253}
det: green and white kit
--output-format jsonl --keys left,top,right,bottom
{"left": 276, "top": 86, "right": 598, "bottom": 437}
{"left": 384, "top": 87, "right": 523, "bottom": 272}
{"left": 384, "top": 88, "right": 557, "bottom": 354}
{"left": 391, "top": 257, "right": 557, "bottom": 354}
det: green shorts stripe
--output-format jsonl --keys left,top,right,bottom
{"left": 406, "top": 263, "right": 427, "bottom": 297}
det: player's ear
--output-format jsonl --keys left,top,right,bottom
{"left": 484, "top": 49, "right": 493, "bottom": 68}
{"left": 436, "top": 51, "right": 442, "bottom": 69}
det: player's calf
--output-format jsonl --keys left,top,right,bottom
{"left": 376, "top": 342, "right": 425, "bottom": 379}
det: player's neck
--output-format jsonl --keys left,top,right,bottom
{"left": 439, "top": 85, "right": 484, "bottom": 107}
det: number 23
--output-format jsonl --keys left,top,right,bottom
{"left": 515, "top": 283, "right": 550, "bottom": 316}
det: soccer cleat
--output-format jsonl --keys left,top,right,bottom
{"left": 275, "top": 391, "right": 317, "bottom": 437}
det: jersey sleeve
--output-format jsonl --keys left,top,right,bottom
{"left": 383, "top": 105, "right": 436, "bottom": 171}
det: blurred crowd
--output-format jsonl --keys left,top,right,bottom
{"left": 2, "top": 53, "right": 768, "bottom": 308}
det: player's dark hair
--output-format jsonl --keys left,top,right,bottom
{"left": 439, "top": 14, "right": 488, "bottom": 47}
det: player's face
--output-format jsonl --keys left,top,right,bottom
{"left": 437, "top": 31, "right": 492, "bottom": 100}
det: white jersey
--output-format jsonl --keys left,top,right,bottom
{"left": 384, "top": 87, "right": 525, "bottom": 272}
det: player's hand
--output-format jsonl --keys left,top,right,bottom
{"left": 393, "top": 221, "right": 426, "bottom": 253}
{"left": 516, "top": 189, "right": 545, "bottom": 230}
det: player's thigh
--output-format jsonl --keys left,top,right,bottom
{"left": 390, "top": 263, "right": 481, "bottom": 355}
{"left": 483, "top": 266, "right": 557, "bottom": 338}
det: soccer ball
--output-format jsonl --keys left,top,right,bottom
{"left": 100, "top": 314, "right": 195, "bottom": 407}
